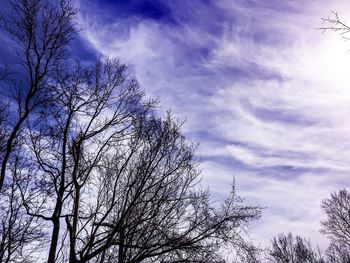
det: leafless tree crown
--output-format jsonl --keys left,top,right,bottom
{"left": 0, "top": 1, "right": 261, "bottom": 263}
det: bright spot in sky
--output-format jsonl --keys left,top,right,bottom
{"left": 78, "top": 0, "right": 350, "bottom": 250}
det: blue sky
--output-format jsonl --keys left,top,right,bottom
{"left": 76, "top": 0, "right": 350, "bottom": 249}
{"left": 2, "top": 0, "right": 349, "bottom": 250}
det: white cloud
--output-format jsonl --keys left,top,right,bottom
{"left": 79, "top": 0, "right": 350, "bottom": 250}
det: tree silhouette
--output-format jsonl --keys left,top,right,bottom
{"left": 0, "top": 1, "right": 261, "bottom": 262}
{"left": 267, "top": 233, "right": 325, "bottom": 263}
{"left": 321, "top": 189, "right": 350, "bottom": 263}
{"left": 0, "top": 0, "right": 77, "bottom": 192}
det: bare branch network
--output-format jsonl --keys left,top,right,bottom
{"left": 1, "top": 1, "right": 350, "bottom": 263}
{"left": 0, "top": 1, "right": 261, "bottom": 262}
{"left": 319, "top": 11, "right": 350, "bottom": 40}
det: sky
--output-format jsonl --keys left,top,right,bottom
{"left": 2, "top": 0, "right": 350, "bottom": 251}
{"left": 75, "top": 0, "right": 350, "bottom": 249}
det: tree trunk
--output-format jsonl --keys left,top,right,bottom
{"left": 48, "top": 217, "right": 60, "bottom": 263}
{"left": 118, "top": 230, "right": 125, "bottom": 263}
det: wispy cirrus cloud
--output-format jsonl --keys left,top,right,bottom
{"left": 77, "top": 0, "right": 350, "bottom": 248}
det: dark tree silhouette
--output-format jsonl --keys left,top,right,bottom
{"left": 316, "top": 12, "right": 350, "bottom": 263}
{"left": 326, "top": 242, "right": 350, "bottom": 263}
{"left": 267, "top": 233, "right": 325, "bottom": 263}
{"left": 0, "top": 1, "right": 77, "bottom": 261}
{"left": 19, "top": 59, "right": 260, "bottom": 263}
{"left": 321, "top": 189, "right": 350, "bottom": 263}
{"left": 0, "top": 1, "right": 261, "bottom": 263}
{"left": 0, "top": 0, "right": 77, "bottom": 192}
{"left": 0, "top": 157, "right": 45, "bottom": 263}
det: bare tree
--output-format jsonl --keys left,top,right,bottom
{"left": 319, "top": 11, "right": 350, "bottom": 39}
{"left": 321, "top": 189, "right": 350, "bottom": 263}
{"left": 326, "top": 242, "right": 350, "bottom": 263}
{"left": 15, "top": 59, "right": 260, "bottom": 263}
{"left": 0, "top": 1, "right": 77, "bottom": 261}
{"left": 0, "top": 94, "right": 45, "bottom": 262}
{"left": 0, "top": 0, "right": 77, "bottom": 192}
{"left": 1, "top": 1, "right": 261, "bottom": 262}
{"left": 267, "top": 233, "right": 325, "bottom": 263}
{"left": 318, "top": 12, "right": 350, "bottom": 263}
{"left": 0, "top": 157, "right": 45, "bottom": 263}
{"left": 15, "top": 59, "right": 146, "bottom": 262}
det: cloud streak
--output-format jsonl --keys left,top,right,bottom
{"left": 78, "top": 0, "right": 350, "bottom": 249}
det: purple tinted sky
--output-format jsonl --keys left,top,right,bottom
{"left": 13, "top": 0, "right": 350, "bottom": 249}
{"left": 76, "top": 0, "right": 350, "bottom": 249}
